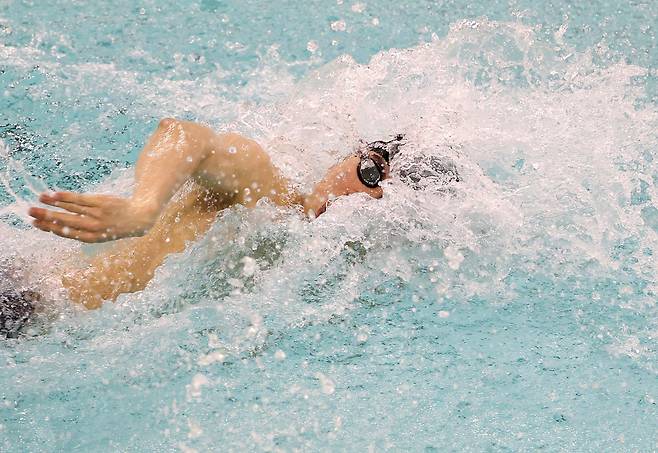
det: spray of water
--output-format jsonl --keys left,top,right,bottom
{"left": 1, "top": 18, "right": 657, "bottom": 450}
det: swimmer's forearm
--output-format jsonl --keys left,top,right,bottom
{"left": 130, "top": 118, "right": 219, "bottom": 217}
{"left": 30, "top": 118, "right": 224, "bottom": 242}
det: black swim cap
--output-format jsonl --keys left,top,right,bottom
{"left": 396, "top": 154, "right": 460, "bottom": 191}
{"left": 364, "top": 134, "right": 406, "bottom": 163}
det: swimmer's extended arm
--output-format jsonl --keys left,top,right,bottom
{"left": 28, "top": 116, "right": 386, "bottom": 242}
{"left": 29, "top": 119, "right": 236, "bottom": 242}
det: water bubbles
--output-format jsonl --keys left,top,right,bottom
{"left": 315, "top": 372, "right": 336, "bottom": 394}
{"left": 228, "top": 146, "right": 237, "bottom": 154}
{"left": 371, "top": 17, "right": 380, "bottom": 26}
{"left": 186, "top": 373, "right": 209, "bottom": 400}
{"left": 178, "top": 443, "right": 198, "bottom": 453}
{"left": 619, "top": 286, "right": 633, "bottom": 296}
{"left": 334, "top": 416, "right": 343, "bottom": 430}
{"left": 438, "top": 310, "right": 450, "bottom": 318}
{"left": 274, "top": 349, "right": 286, "bottom": 360}
{"left": 241, "top": 256, "right": 257, "bottom": 277}
{"left": 307, "top": 40, "right": 319, "bottom": 53}
{"left": 207, "top": 333, "right": 222, "bottom": 349}
{"left": 187, "top": 419, "right": 203, "bottom": 439}
{"left": 351, "top": 3, "right": 366, "bottom": 13}
{"left": 330, "top": 20, "right": 346, "bottom": 32}
{"left": 443, "top": 246, "right": 464, "bottom": 270}
{"left": 185, "top": 156, "right": 194, "bottom": 163}
{"left": 227, "top": 278, "right": 244, "bottom": 288}
{"left": 197, "top": 351, "right": 226, "bottom": 366}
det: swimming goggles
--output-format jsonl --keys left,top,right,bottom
{"left": 356, "top": 135, "right": 405, "bottom": 188}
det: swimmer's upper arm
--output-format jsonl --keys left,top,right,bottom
{"left": 194, "top": 132, "right": 278, "bottom": 193}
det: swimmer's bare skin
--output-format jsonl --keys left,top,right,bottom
{"left": 28, "top": 118, "right": 388, "bottom": 308}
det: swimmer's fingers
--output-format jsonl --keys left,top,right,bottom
{"left": 37, "top": 198, "right": 100, "bottom": 216}
{"left": 39, "top": 191, "right": 103, "bottom": 207}
{"left": 28, "top": 207, "right": 103, "bottom": 232}
{"left": 32, "top": 220, "right": 105, "bottom": 243}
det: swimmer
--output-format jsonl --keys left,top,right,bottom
{"left": 21, "top": 119, "right": 406, "bottom": 313}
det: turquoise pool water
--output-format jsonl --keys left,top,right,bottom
{"left": 1, "top": 0, "right": 657, "bottom": 451}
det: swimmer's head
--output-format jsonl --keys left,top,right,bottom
{"left": 361, "top": 134, "right": 406, "bottom": 164}
{"left": 304, "top": 135, "right": 460, "bottom": 217}
{"left": 357, "top": 136, "right": 461, "bottom": 192}
{"left": 304, "top": 152, "right": 390, "bottom": 217}
{"left": 301, "top": 136, "right": 406, "bottom": 217}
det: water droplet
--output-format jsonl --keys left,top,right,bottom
{"left": 444, "top": 246, "right": 464, "bottom": 270}
{"left": 197, "top": 351, "right": 225, "bottom": 366}
{"left": 330, "top": 19, "right": 346, "bottom": 32}
{"left": 186, "top": 373, "right": 209, "bottom": 400}
{"left": 187, "top": 419, "right": 203, "bottom": 439}
{"left": 241, "top": 256, "right": 257, "bottom": 277}
{"left": 315, "top": 372, "right": 335, "bottom": 394}
{"left": 227, "top": 278, "right": 243, "bottom": 288}
{"left": 307, "top": 40, "right": 319, "bottom": 53}
{"left": 351, "top": 3, "right": 365, "bottom": 13}
{"left": 228, "top": 146, "right": 237, "bottom": 154}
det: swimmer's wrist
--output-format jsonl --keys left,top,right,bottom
{"left": 301, "top": 192, "right": 329, "bottom": 219}
{"left": 126, "top": 197, "right": 160, "bottom": 230}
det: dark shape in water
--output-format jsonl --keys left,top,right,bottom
{"left": 0, "top": 290, "right": 38, "bottom": 339}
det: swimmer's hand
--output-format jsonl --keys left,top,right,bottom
{"left": 28, "top": 192, "right": 159, "bottom": 243}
